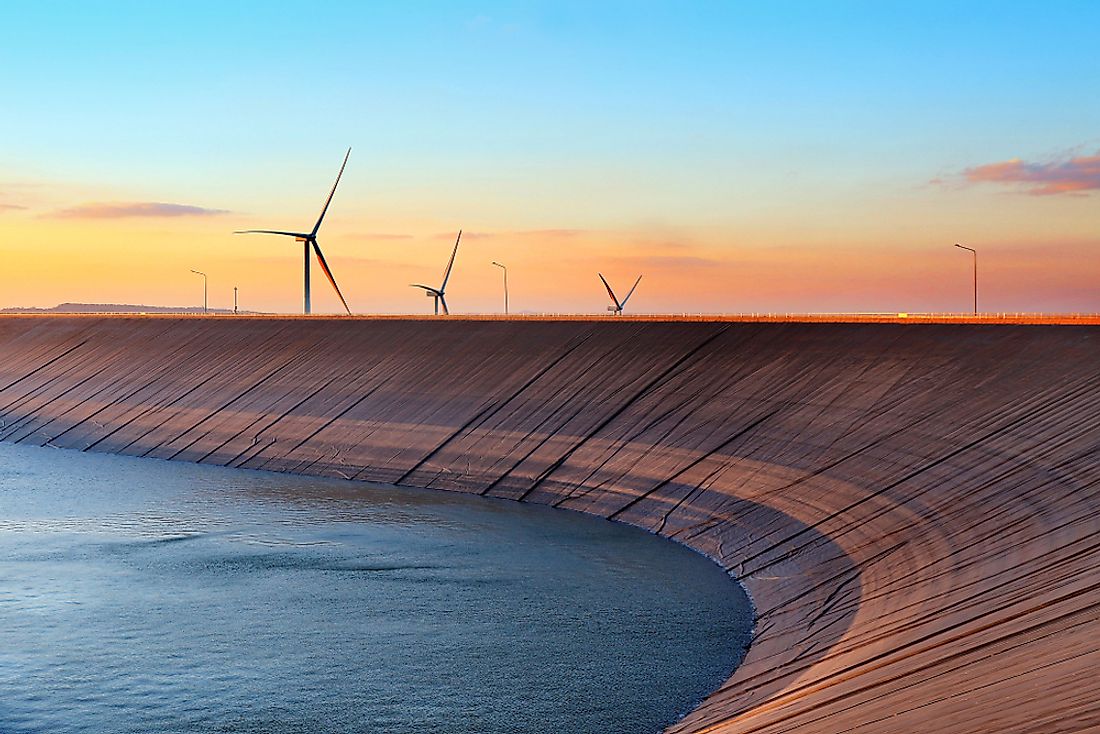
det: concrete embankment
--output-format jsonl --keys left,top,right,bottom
{"left": 0, "top": 315, "right": 1097, "bottom": 733}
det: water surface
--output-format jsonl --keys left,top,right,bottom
{"left": 0, "top": 443, "right": 750, "bottom": 733}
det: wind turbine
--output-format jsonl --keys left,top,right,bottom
{"left": 599, "top": 273, "right": 642, "bottom": 315}
{"left": 234, "top": 148, "right": 353, "bottom": 315}
{"left": 411, "top": 230, "right": 462, "bottom": 315}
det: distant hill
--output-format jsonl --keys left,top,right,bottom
{"left": 0, "top": 302, "right": 256, "bottom": 315}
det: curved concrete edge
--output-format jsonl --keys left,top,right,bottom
{"left": 0, "top": 316, "right": 1097, "bottom": 733}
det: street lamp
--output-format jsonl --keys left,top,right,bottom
{"left": 233, "top": 286, "right": 238, "bottom": 315}
{"left": 491, "top": 261, "right": 508, "bottom": 315}
{"left": 190, "top": 269, "right": 207, "bottom": 314}
{"left": 953, "top": 244, "right": 977, "bottom": 315}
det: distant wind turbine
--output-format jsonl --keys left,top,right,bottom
{"left": 234, "top": 148, "right": 353, "bottom": 315}
{"left": 411, "top": 230, "right": 462, "bottom": 315}
{"left": 599, "top": 273, "right": 642, "bottom": 315}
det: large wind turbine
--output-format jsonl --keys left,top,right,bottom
{"left": 599, "top": 273, "right": 642, "bottom": 315}
{"left": 234, "top": 148, "right": 353, "bottom": 315}
{"left": 411, "top": 230, "right": 462, "bottom": 315}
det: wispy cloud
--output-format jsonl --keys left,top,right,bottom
{"left": 962, "top": 152, "right": 1100, "bottom": 196}
{"left": 236, "top": 254, "right": 419, "bottom": 270}
{"left": 337, "top": 256, "right": 420, "bottom": 270}
{"left": 0, "top": 203, "right": 27, "bottom": 213}
{"left": 431, "top": 228, "right": 586, "bottom": 241}
{"left": 346, "top": 232, "right": 414, "bottom": 241}
{"left": 523, "top": 228, "right": 585, "bottom": 239}
{"left": 614, "top": 255, "right": 721, "bottom": 269}
{"left": 46, "top": 201, "right": 230, "bottom": 219}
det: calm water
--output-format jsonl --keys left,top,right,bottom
{"left": 0, "top": 443, "right": 751, "bottom": 734}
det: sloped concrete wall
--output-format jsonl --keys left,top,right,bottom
{"left": 0, "top": 315, "right": 1097, "bottom": 734}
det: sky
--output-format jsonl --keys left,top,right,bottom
{"left": 1, "top": 1, "right": 1098, "bottom": 315}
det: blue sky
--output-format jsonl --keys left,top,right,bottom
{"left": 6, "top": 2, "right": 1096, "bottom": 175}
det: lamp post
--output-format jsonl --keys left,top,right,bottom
{"left": 491, "top": 261, "right": 508, "bottom": 315}
{"left": 953, "top": 244, "right": 977, "bottom": 315}
{"left": 190, "top": 269, "right": 207, "bottom": 314}
{"left": 233, "top": 286, "right": 238, "bottom": 315}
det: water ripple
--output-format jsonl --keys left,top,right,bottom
{"left": 0, "top": 441, "right": 750, "bottom": 734}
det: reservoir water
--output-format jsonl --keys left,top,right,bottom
{"left": 0, "top": 442, "right": 751, "bottom": 734}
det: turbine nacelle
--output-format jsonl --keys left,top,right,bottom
{"left": 410, "top": 230, "right": 462, "bottom": 316}
{"left": 598, "top": 273, "right": 642, "bottom": 316}
{"left": 410, "top": 284, "right": 448, "bottom": 315}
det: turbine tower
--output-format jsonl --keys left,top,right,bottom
{"left": 411, "top": 230, "right": 462, "bottom": 315}
{"left": 234, "top": 148, "right": 353, "bottom": 315}
{"left": 599, "top": 273, "right": 642, "bottom": 315}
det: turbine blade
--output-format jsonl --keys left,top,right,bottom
{"left": 311, "top": 241, "right": 351, "bottom": 315}
{"left": 440, "top": 230, "right": 461, "bottom": 291}
{"left": 440, "top": 295, "right": 449, "bottom": 316}
{"left": 311, "top": 147, "right": 351, "bottom": 237}
{"left": 598, "top": 273, "right": 621, "bottom": 309}
{"left": 621, "top": 275, "right": 643, "bottom": 306}
{"left": 410, "top": 284, "right": 439, "bottom": 293}
{"left": 234, "top": 229, "right": 306, "bottom": 237}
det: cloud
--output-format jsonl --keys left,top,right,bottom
{"left": 338, "top": 256, "right": 420, "bottom": 270}
{"left": 46, "top": 201, "right": 230, "bottom": 219}
{"left": 631, "top": 255, "right": 720, "bottom": 268}
{"left": 346, "top": 232, "right": 414, "bottom": 241}
{"left": 519, "top": 228, "right": 585, "bottom": 239}
{"left": 603, "top": 254, "right": 724, "bottom": 271}
{"left": 431, "top": 228, "right": 585, "bottom": 241}
{"left": 236, "top": 254, "right": 419, "bottom": 270}
{"left": 432, "top": 230, "right": 492, "bottom": 241}
{"left": 0, "top": 203, "right": 27, "bottom": 213}
{"left": 962, "top": 152, "right": 1100, "bottom": 196}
